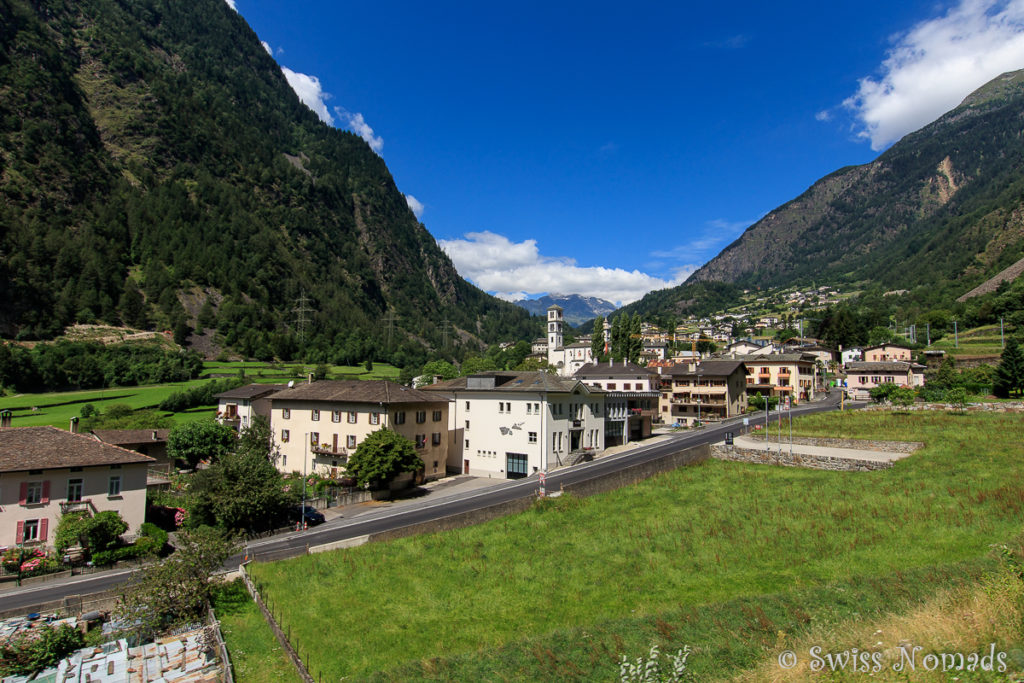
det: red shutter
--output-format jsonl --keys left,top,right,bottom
{"left": 16, "top": 521, "right": 24, "bottom": 544}
{"left": 39, "top": 519, "right": 48, "bottom": 542}
{"left": 19, "top": 482, "right": 28, "bottom": 506}
{"left": 40, "top": 481, "right": 50, "bottom": 504}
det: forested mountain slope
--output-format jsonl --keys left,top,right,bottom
{"left": 626, "top": 69, "right": 1024, "bottom": 317}
{"left": 0, "top": 0, "right": 534, "bottom": 365}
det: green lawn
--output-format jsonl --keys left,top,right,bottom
{"left": 927, "top": 323, "right": 1013, "bottom": 358}
{"left": 212, "top": 580, "right": 302, "bottom": 683}
{"left": 247, "top": 411, "right": 1024, "bottom": 681}
{"left": 0, "top": 379, "right": 215, "bottom": 429}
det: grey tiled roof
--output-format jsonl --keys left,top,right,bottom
{"left": 424, "top": 371, "right": 603, "bottom": 394}
{"left": 214, "top": 383, "right": 289, "bottom": 400}
{"left": 0, "top": 427, "right": 154, "bottom": 473}
{"left": 270, "top": 380, "right": 445, "bottom": 404}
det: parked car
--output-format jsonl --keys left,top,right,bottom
{"left": 290, "top": 504, "right": 325, "bottom": 526}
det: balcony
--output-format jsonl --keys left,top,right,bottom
{"left": 60, "top": 499, "right": 97, "bottom": 515}
{"left": 311, "top": 443, "right": 348, "bottom": 458}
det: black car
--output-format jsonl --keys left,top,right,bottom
{"left": 290, "top": 504, "right": 326, "bottom": 526}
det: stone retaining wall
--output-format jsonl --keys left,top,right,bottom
{"left": 745, "top": 434, "right": 922, "bottom": 453}
{"left": 861, "top": 402, "right": 1024, "bottom": 413}
{"left": 711, "top": 444, "right": 893, "bottom": 472}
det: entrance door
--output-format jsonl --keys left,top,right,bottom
{"left": 464, "top": 459, "right": 470, "bottom": 474}
{"left": 333, "top": 434, "right": 339, "bottom": 453}
{"left": 506, "top": 453, "right": 528, "bottom": 479}
{"left": 569, "top": 430, "right": 582, "bottom": 451}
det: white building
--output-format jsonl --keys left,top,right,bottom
{"left": 423, "top": 371, "right": 606, "bottom": 478}
{"left": 215, "top": 383, "right": 287, "bottom": 431}
{"left": 545, "top": 305, "right": 596, "bottom": 376}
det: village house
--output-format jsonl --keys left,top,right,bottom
{"left": 655, "top": 360, "right": 748, "bottom": 426}
{"left": 268, "top": 380, "right": 449, "bottom": 483}
{"left": 841, "top": 347, "right": 864, "bottom": 365}
{"left": 0, "top": 414, "right": 152, "bottom": 550}
{"left": 843, "top": 361, "right": 927, "bottom": 400}
{"left": 862, "top": 344, "right": 913, "bottom": 362}
{"left": 91, "top": 429, "right": 171, "bottom": 472}
{"left": 422, "top": 371, "right": 606, "bottom": 478}
{"left": 215, "top": 383, "right": 288, "bottom": 431}
{"left": 730, "top": 353, "right": 818, "bottom": 402}
{"left": 574, "top": 361, "right": 659, "bottom": 445}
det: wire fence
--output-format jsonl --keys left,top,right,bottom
{"left": 239, "top": 563, "right": 326, "bottom": 683}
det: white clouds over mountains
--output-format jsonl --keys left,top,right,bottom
{"left": 844, "top": 0, "right": 1024, "bottom": 150}
{"left": 439, "top": 231, "right": 686, "bottom": 306}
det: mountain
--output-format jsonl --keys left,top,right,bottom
{"left": 0, "top": 0, "right": 534, "bottom": 364}
{"left": 626, "top": 69, "right": 1024, "bottom": 317}
{"left": 513, "top": 294, "right": 617, "bottom": 327}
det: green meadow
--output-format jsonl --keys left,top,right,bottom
{"left": 0, "top": 362, "right": 400, "bottom": 429}
{"left": 244, "top": 411, "right": 1024, "bottom": 681}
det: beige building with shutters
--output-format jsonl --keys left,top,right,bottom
{"left": 268, "top": 380, "right": 450, "bottom": 482}
{"left": 0, "top": 424, "right": 152, "bottom": 550}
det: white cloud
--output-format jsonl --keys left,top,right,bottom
{"left": 281, "top": 67, "right": 334, "bottom": 125}
{"left": 336, "top": 109, "right": 384, "bottom": 154}
{"left": 405, "top": 194, "right": 425, "bottom": 218}
{"left": 224, "top": 0, "right": 237, "bottom": 10}
{"left": 261, "top": 41, "right": 272, "bottom": 55}
{"left": 844, "top": 0, "right": 1024, "bottom": 150}
{"left": 815, "top": 110, "right": 832, "bottom": 122}
{"left": 439, "top": 231, "right": 686, "bottom": 306}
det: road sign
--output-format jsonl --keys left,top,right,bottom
{"left": 784, "top": 396, "right": 791, "bottom": 411}
{"left": 743, "top": 417, "right": 749, "bottom": 426}
{"left": 538, "top": 472, "right": 546, "bottom": 498}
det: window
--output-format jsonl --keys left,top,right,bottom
{"left": 394, "top": 412, "right": 406, "bottom": 425}
{"left": 528, "top": 431, "right": 537, "bottom": 444}
{"left": 347, "top": 435, "right": 357, "bottom": 449}
{"left": 607, "top": 383, "right": 616, "bottom": 390}
{"left": 348, "top": 411, "right": 358, "bottom": 424}
{"left": 415, "top": 434, "right": 426, "bottom": 449}
{"left": 534, "top": 403, "right": 540, "bottom": 413}
{"left": 370, "top": 412, "right": 380, "bottom": 425}
{"left": 19, "top": 519, "right": 42, "bottom": 543}
{"left": 282, "top": 408, "right": 291, "bottom": 419}
{"left": 498, "top": 402, "right": 504, "bottom": 413}
{"left": 67, "top": 478, "right": 83, "bottom": 502}
{"left": 310, "top": 432, "right": 320, "bottom": 447}
{"left": 465, "top": 401, "right": 470, "bottom": 411}
{"left": 332, "top": 410, "right": 342, "bottom": 423}
{"left": 23, "top": 481, "right": 43, "bottom": 505}
{"left": 108, "top": 476, "right": 122, "bottom": 497}
{"left": 432, "top": 432, "right": 441, "bottom": 446}
{"left": 465, "top": 420, "right": 470, "bottom": 430}
{"left": 526, "top": 404, "right": 532, "bottom": 415}
{"left": 432, "top": 410, "right": 442, "bottom": 422}
{"left": 416, "top": 411, "right": 426, "bottom": 424}
{"left": 281, "top": 429, "right": 290, "bottom": 442}
{"left": 311, "top": 409, "right": 320, "bottom": 421}
{"left": 623, "top": 383, "right": 630, "bottom": 390}
{"left": 465, "top": 439, "right": 470, "bottom": 449}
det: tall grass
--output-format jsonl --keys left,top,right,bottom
{"left": 249, "top": 412, "right": 1024, "bottom": 680}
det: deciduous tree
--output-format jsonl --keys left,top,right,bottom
{"left": 167, "top": 420, "right": 236, "bottom": 469}
{"left": 345, "top": 429, "right": 422, "bottom": 489}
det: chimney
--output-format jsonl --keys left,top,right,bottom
{"left": 70, "top": 416, "right": 79, "bottom": 434}
{"left": 152, "top": 430, "right": 158, "bottom": 441}
{"left": 688, "top": 363, "right": 696, "bottom": 373}
{"left": 0, "top": 410, "right": 10, "bottom": 429}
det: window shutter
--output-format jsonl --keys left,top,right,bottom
{"left": 19, "top": 482, "right": 28, "bottom": 505}
{"left": 39, "top": 519, "right": 48, "bottom": 541}
{"left": 16, "top": 521, "right": 24, "bottom": 544}
{"left": 41, "top": 481, "right": 50, "bottom": 504}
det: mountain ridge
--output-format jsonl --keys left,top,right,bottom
{"left": 0, "top": 0, "right": 535, "bottom": 364}
{"left": 514, "top": 294, "right": 617, "bottom": 326}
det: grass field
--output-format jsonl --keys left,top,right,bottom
{"left": 246, "top": 410, "right": 1024, "bottom": 680}
{"left": 0, "top": 362, "right": 401, "bottom": 429}
{"left": 212, "top": 580, "right": 302, "bottom": 683}
{"left": 926, "top": 323, "right": 1013, "bottom": 359}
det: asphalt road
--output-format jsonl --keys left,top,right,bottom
{"left": 0, "top": 393, "right": 851, "bottom": 613}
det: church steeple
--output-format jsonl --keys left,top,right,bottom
{"left": 546, "top": 305, "right": 564, "bottom": 358}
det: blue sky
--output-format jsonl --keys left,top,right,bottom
{"left": 227, "top": 0, "right": 1024, "bottom": 305}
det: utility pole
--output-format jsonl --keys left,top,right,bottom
{"left": 926, "top": 323, "right": 930, "bottom": 346}
{"left": 1001, "top": 317, "right": 1005, "bottom": 348}
{"left": 292, "top": 291, "right": 314, "bottom": 346}
{"left": 954, "top": 320, "right": 958, "bottom": 348}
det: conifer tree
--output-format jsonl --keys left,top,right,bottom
{"left": 993, "top": 338, "right": 1024, "bottom": 398}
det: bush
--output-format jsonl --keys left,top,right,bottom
{"left": 91, "top": 544, "right": 145, "bottom": 566}
{"left": 0, "top": 624, "right": 84, "bottom": 676}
